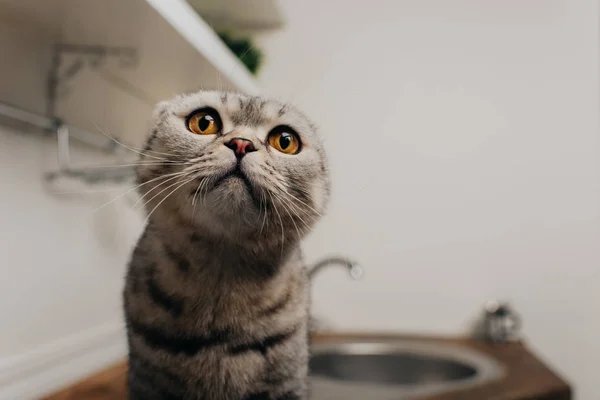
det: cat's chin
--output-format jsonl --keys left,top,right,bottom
{"left": 192, "top": 181, "right": 263, "bottom": 230}
{"left": 215, "top": 174, "right": 252, "bottom": 195}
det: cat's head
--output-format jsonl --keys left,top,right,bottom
{"left": 137, "top": 90, "right": 329, "bottom": 241}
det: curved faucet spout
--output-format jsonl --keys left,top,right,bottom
{"left": 308, "top": 256, "right": 363, "bottom": 280}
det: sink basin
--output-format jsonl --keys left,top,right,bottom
{"left": 310, "top": 353, "right": 477, "bottom": 385}
{"left": 309, "top": 340, "right": 503, "bottom": 399}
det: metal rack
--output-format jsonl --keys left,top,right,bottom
{"left": 47, "top": 44, "right": 140, "bottom": 118}
{"left": 0, "top": 44, "right": 143, "bottom": 185}
{"left": 0, "top": 101, "right": 136, "bottom": 184}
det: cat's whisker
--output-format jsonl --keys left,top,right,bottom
{"left": 142, "top": 176, "right": 197, "bottom": 227}
{"left": 279, "top": 190, "right": 320, "bottom": 220}
{"left": 186, "top": 173, "right": 206, "bottom": 229}
{"left": 91, "top": 121, "right": 186, "bottom": 159}
{"left": 201, "top": 176, "right": 216, "bottom": 205}
{"left": 257, "top": 193, "right": 265, "bottom": 234}
{"left": 271, "top": 191, "right": 302, "bottom": 239}
{"left": 195, "top": 178, "right": 208, "bottom": 206}
{"left": 281, "top": 185, "right": 323, "bottom": 217}
{"left": 285, "top": 205, "right": 319, "bottom": 228}
{"left": 191, "top": 183, "right": 202, "bottom": 218}
{"left": 258, "top": 191, "right": 269, "bottom": 236}
{"left": 132, "top": 172, "right": 190, "bottom": 206}
{"left": 261, "top": 176, "right": 290, "bottom": 197}
{"left": 274, "top": 188, "right": 318, "bottom": 222}
{"left": 188, "top": 156, "right": 203, "bottom": 164}
{"left": 93, "top": 170, "right": 190, "bottom": 213}
{"left": 271, "top": 190, "right": 313, "bottom": 232}
{"left": 183, "top": 162, "right": 209, "bottom": 173}
{"left": 92, "top": 122, "right": 171, "bottom": 161}
{"left": 135, "top": 173, "right": 195, "bottom": 214}
{"left": 252, "top": 173, "right": 309, "bottom": 233}
{"left": 69, "top": 161, "right": 186, "bottom": 170}
{"left": 190, "top": 172, "right": 213, "bottom": 214}
{"left": 55, "top": 163, "right": 188, "bottom": 197}
{"left": 289, "top": 186, "right": 321, "bottom": 206}
{"left": 50, "top": 187, "right": 125, "bottom": 195}
{"left": 267, "top": 191, "right": 286, "bottom": 256}
{"left": 139, "top": 145, "right": 186, "bottom": 159}
{"left": 191, "top": 177, "right": 203, "bottom": 207}
{"left": 132, "top": 171, "right": 195, "bottom": 211}
{"left": 257, "top": 174, "right": 318, "bottom": 227}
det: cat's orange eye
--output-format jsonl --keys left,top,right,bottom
{"left": 187, "top": 109, "right": 222, "bottom": 135}
{"left": 267, "top": 127, "right": 301, "bottom": 155}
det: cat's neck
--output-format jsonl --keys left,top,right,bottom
{"left": 148, "top": 208, "right": 300, "bottom": 282}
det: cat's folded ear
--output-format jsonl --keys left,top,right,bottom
{"left": 152, "top": 100, "right": 170, "bottom": 121}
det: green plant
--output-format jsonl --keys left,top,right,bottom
{"left": 218, "top": 31, "right": 263, "bottom": 76}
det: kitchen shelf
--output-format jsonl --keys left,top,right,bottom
{"left": 0, "top": 0, "right": 261, "bottom": 97}
{"left": 186, "top": 0, "right": 284, "bottom": 32}
{"left": 145, "top": 0, "right": 261, "bottom": 95}
{"left": 0, "top": 0, "right": 264, "bottom": 178}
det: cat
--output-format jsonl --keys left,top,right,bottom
{"left": 123, "top": 90, "right": 330, "bottom": 400}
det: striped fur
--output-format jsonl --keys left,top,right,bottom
{"left": 124, "top": 91, "right": 329, "bottom": 399}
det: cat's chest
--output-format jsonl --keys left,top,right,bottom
{"left": 150, "top": 249, "right": 279, "bottom": 314}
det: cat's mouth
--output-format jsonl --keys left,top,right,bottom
{"left": 189, "top": 163, "right": 264, "bottom": 211}
{"left": 219, "top": 165, "right": 265, "bottom": 210}
{"left": 214, "top": 164, "right": 250, "bottom": 188}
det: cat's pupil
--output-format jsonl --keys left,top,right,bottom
{"left": 279, "top": 133, "right": 291, "bottom": 149}
{"left": 199, "top": 116, "right": 212, "bottom": 131}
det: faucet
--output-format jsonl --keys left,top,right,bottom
{"left": 308, "top": 256, "right": 364, "bottom": 280}
{"left": 308, "top": 256, "right": 363, "bottom": 333}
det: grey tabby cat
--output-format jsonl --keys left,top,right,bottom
{"left": 123, "top": 90, "right": 329, "bottom": 400}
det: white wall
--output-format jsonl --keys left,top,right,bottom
{"left": 0, "top": 128, "right": 142, "bottom": 361}
{"left": 0, "top": 4, "right": 56, "bottom": 114}
{"left": 0, "top": 4, "right": 143, "bottom": 397}
{"left": 258, "top": 1, "right": 599, "bottom": 399}
{"left": 0, "top": 125, "right": 143, "bottom": 398}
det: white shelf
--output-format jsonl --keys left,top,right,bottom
{"left": 145, "top": 0, "right": 261, "bottom": 95}
{"left": 186, "top": 0, "right": 284, "bottom": 32}
{"left": 0, "top": 0, "right": 263, "bottom": 148}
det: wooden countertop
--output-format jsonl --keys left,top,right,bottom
{"left": 312, "top": 333, "right": 572, "bottom": 400}
{"left": 44, "top": 333, "right": 571, "bottom": 400}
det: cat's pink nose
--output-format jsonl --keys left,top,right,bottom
{"left": 225, "top": 138, "right": 257, "bottom": 157}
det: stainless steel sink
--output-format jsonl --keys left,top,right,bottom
{"left": 310, "top": 352, "right": 477, "bottom": 385}
{"left": 309, "top": 340, "right": 503, "bottom": 399}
